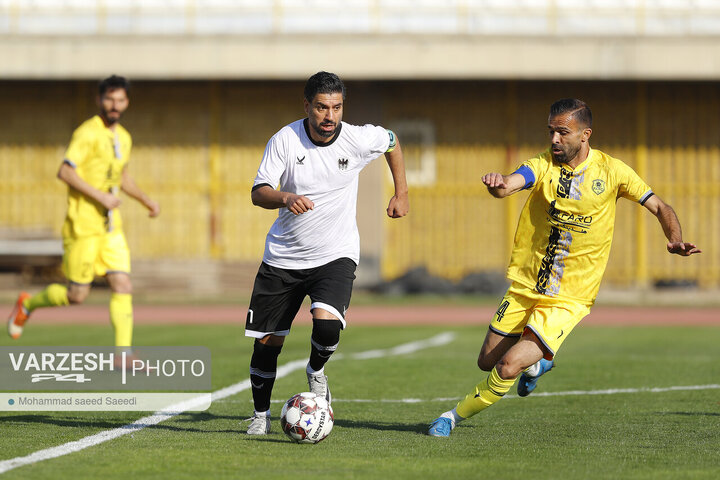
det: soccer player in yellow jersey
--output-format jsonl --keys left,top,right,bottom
{"left": 7, "top": 75, "right": 160, "bottom": 350}
{"left": 428, "top": 98, "right": 701, "bottom": 437}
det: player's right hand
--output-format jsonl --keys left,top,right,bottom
{"left": 285, "top": 194, "right": 314, "bottom": 215}
{"left": 99, "top": 192, "right": 121, "bottom": 210}
{"left": 482, "top": 173, "right": 507, "bottom": 189}
{"left": 667, "top": 241, "right": 702, "bottom": 256}
{"left": 146, "top": 199, "right": 161, "bottom": 218}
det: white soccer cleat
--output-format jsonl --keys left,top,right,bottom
{"left": 307, "top": 371, "right": 332, "bottom": 404}
{"left": 245, "top": 414, "right": 271, "bottom": 435}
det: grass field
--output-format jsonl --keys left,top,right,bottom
{"left": 1, "top": 322, "right": 719, "bottom": 479}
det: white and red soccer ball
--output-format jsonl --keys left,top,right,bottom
{"left": 280, "top": 392, "right": 334, "bottom": 444}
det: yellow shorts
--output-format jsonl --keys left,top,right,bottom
{"left": 489, "top": 282, "right": 592, "bottom": 359}
{"left": 62, "top": 229, "right": 131, "bottom": 284}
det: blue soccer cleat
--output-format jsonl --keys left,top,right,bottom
{"left": 428, "top": 416, "right": 454, "bottom": 437}
{"left": 517, "top": 358, "right": 554, "bottom": 397}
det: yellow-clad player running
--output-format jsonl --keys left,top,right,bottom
{"left": 7, "top": 75, "right": 160, "bottom": 350}
{"left": 428, "top": 98, "right": 701, "bottom": 437}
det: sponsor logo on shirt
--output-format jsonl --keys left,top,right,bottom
{"left": 547, "top": 201, "right": 592, "bottom": 234}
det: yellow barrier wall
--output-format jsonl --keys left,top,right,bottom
{"left": 379, "top": 81, "right": 716, "bottom": 288}
{"left": 0, "top": 80, "right": 715, "bottom": 287}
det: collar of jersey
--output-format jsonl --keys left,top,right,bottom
{"left": 92, "top": 115, "right": 118, "bottom": 137}
{"left": 303, "top": 118, "right": 342, "bottom": 147}
{"left": 560, "top": 147, "right": 595, "bottom": 175}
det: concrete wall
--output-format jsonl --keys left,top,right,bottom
{"left": 2, "top": 1, "right": 720, "bottom": 80}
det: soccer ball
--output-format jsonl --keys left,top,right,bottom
{"left": 280, "top": 392, "right": 334, "bottom": 444}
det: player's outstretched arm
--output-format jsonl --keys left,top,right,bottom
{"left": 384, "top": 140, "right": 409, "bottom": 218}
{"left": 251, "top": 185, "right": 314, "bottom": 215}
{"left": 482, "top": 172, "right": 527, "bottom": 198}
{"left": 120, "top": 169, "right": 160, "bottom": 217}
{"left": 642, "top": 195, "right": 701, "bottom": 256}
{"left": 57, "top": 162, "right": 121, "bottom": 211}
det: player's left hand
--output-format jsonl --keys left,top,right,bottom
{"left": 387, "top": 193, "right": 409, "bottom": 218}
{"left": 146, "top": 200, "right": 161, "bottom": 218}
{"left": 667, "top": 241, "right": 701, "bottom": 256}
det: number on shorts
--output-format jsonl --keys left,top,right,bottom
{"left": 494, "top": 300, "right": 509, "bottom": 322}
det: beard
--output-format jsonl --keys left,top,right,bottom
{"left": 311, "top": 120, "right": 337, "bottom": 138}
{"left": 551, "top": 144, "right": 580, "bottom": 164}
{"left": 101, "top": 109, "right": 122, "bottom": 125}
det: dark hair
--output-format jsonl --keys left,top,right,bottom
{"left": 304, "top": 71, "right": 346, "bottom": 103}
{"left": 549, "top": 98, "right": 592, "bottom": 128}
{"left": 98, "top": 75, "right": 130, "bottom": 96}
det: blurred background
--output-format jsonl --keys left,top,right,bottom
{"left": 0, "top": 0, "right": 717, "bottom": 302}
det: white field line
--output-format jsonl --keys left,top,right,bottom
{"left": 0, "top": 332, "right": 456, "bottom": 475}
{"left": 261, "top": 383, "right": 720, "bottom": 403}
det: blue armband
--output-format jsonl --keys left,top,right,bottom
{"left": 513, "top": 165, "right": 535, "bottom": 190}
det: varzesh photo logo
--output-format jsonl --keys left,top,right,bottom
{"left": 0, "top": 346, "right": 212, "bottom": 411}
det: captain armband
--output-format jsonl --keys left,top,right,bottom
{"left": 386, "top": 130, "right": 397, "bottom": 153}
{"left": 512, "top": 165, "right": 536, "bottom": 190}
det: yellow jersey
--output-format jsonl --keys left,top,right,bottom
{"left": 61, "top": 115, "right": 132, "bottom": 238}
{"left": 507, "top": 148, "right": 653, "bottom": 304}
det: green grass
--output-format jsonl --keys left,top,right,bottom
{"left": 1, "top": 323, "right": 719, "bottom": 479}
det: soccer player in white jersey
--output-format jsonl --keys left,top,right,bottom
{"left": 428, "top": 98, "right": 701, "bottom": 437}
{"left": 244, "top": 71, "right": 409, "bottom": 435}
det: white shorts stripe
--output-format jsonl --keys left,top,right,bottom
{"left": 311, "top": 301, "right": 346, "bottom": 328}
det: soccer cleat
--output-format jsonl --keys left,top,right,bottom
{"left": 517, "top": 358, "right": 554, "bottom": 397}
{"left": 245, "top": 414, "right": 271, "bottom": 435}
{"left": 428, "top": 416, "right": 454, "bottom": 437}
{"left": 307, "top": 371, "right": 332, "bottom": 404}
{"left": 7, "top": 292, "right": 31, "bottom": 340}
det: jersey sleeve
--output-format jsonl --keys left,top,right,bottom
{"left": 63, "top": 127, "right": 92, "bottom": 168}
{"left": 359, "top": 124, "right": 392, "bottom": 165}
{"left": 514, "top": 151, "right": 551, "bottom": 190}
{"left": 615, "top": 159, "right": 654, "bottom": 204}
{"left": 253, "top": 133, "right": 287, "bottom": 190}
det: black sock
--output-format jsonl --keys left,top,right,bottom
{"left": 249, "top": 340, "right": 282, "bottom": 413}
{"left": 308, "top": 318, "right": 341, "bottom": 372}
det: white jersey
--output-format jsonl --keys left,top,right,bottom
{"left": 253, "top": 118, "right": 391, "bottom": 269}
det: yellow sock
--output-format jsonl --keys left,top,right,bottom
{"left": 110, "top": 293, "right": 133, "bottom": 347}
{"left": 24, "top": 284, "right": 69, "bottom": 313}
{"left": 455, "top": 367, "right": 517, "bottom": 419}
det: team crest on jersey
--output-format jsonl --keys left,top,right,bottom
{"left": 338, "top": 158, "right": 349, "bottom": 170}
{"left": 296, "top": 155, "right": 305, "bottom": 165}
{"left": 592, "top": 179, "right": 605, "bottom": 195}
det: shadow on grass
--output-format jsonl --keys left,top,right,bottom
{"left": 0, "top": 415, "right": 123, "bottom": 429}
{"left": 658, "top": 411, "right": 720, "bottom": 417}
{"left": 333, "top": 418, "right": 430, "bottom": 434}
{"left": 0, "top": 411, "right": 247, "bottom": 435}
{"left": 0, "top": 413, "right": 460, "bottom": 436}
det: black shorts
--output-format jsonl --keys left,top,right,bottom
{"left": 245, "top": 257, "right": 357, "bottom": 339}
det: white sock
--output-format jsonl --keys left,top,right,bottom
{"left": 525, "top": 360, "right": 541, "bottom": 377}
{"left": 440, "top": 409, "right": 464, "bottom": 427}
{"left": 452, "top": 408, "right": 466, "bottom": 424}
{"left": 306, "top": 364, "right": 324, "bottom": 376}
{"left": 254, "top": 409, "right": 270, "bottom": 417}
